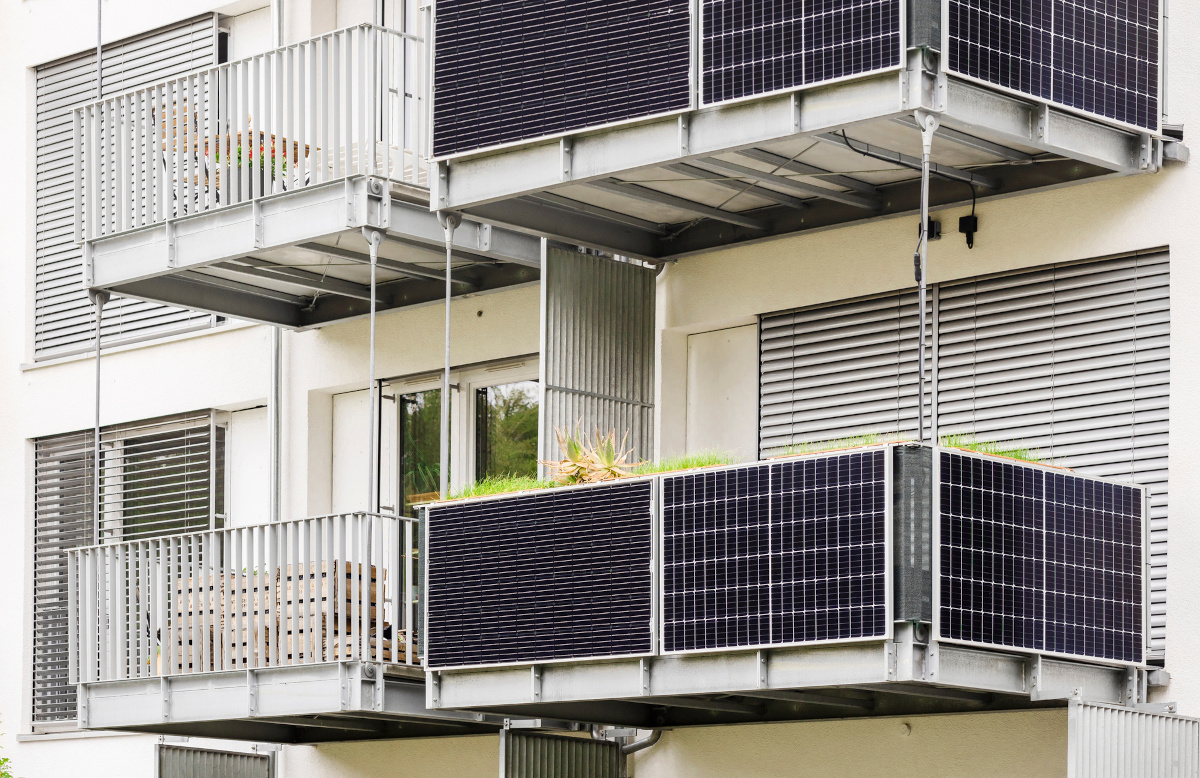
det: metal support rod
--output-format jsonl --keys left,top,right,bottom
{"left": 271, "top": 0, "right": 284, "bottom": 47}
{"left": 89, "top": 290, "right": 109, "bottom": 542}
{"left": 269, "top": 326, "right": 282, "bottom": 522}
{"left": 915, "top": 110, "right": 939, "bottom": 445}
{"left": 364, "top": 229, "right": 384, "bottom": 513}
{"left": 436, "top": 212, "right": 460, "bottom": 498}
{"left": 96, "top": 0, "right": 102, "bottom": 101}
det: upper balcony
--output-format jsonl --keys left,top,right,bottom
{"left": 74, "top": 24, "right": 541, "bottom": 328}
{"left": 429, "top": 1, "right": 1188, "bottom": 260}
{"left": 68, "top": 511, "right": 498, "bottom": 742}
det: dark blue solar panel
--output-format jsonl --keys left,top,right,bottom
{"left": 939, "top": 451, "right": 1144, "bottom": 663}
{"left": 1046, "top": 472, "right": 1143, "bottom": 663}
{"left": 948, "top": 0, "right": 1159, "bottom": 130}
{"left": 433, "top": 0, "right": 692, "bottom": 157}
{"left": 425, "top": 481, "right": 654, "bottom": 668}
{"left": 662, "top": 450, "right": 888, "bottom": 652}
{"left": 703, "top": 0, "right": 902, "bottom": 104}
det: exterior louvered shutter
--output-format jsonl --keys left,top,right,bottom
{"left": 539, "top": 249, "right": 656, "bottom": 465}
{"left": 32, "top": 411, "right": 224, "bottom": 725}
{"left": 34, "top": 15, "right": 220, "bottom": 360}
{"left": 936, "top": 252, "right": 1170, "bottom": 659}
{"left": 158, "top": 746, "right": 274, "bottom": 778}
{"left": 759, "top": 292, "right": 932, "bottom": 455}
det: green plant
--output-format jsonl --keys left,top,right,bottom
{"left": 939, "top": 433, "right": 1041, "bottom": 463}
{"left": 0, "top": 720, "right": 14, "bottom": 778}
{"left": 630, "top": 449, "right": 739, "bottom": 475}
{"left": 449, "top": 475, "right": 555, "bottom": 500}
{"left": 540, "top": 426, "right": 645, "bottom": 485}
{"left": 777, "top": 432, "right": 906, "bottom": 456}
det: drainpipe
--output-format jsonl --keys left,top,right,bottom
{"left": 89, "top": 290, "right": 109, "bottom": 542}
{"left": 269, "top": 326, "right": 282, "bottom": 522}
{"left": 364, "top": 229, "right": 384, "bottom": 513}
{"left": 914, "top": 110, "right": 939, "bottom": 445}
{"left": 436, "top": 212, "right": 460, "bottom": 498}
{"left": 621, "top": 729, "right": 662, "bottom": 755}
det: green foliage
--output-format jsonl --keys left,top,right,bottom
{"left": 449, "top": 475, "right": 556, "bottom": 500}
{"left": 778, "top": 433, "right": 903, "bottom": 455}
{"left": 939, "top": 433, "right": 1041, "bottom": 463}
{"left": 0, "top": 719, "right": 13, "bottom": 778}
{"left": 402, "top": 389, "right": 443, "bottom": 514}
{"left": 478, "top": 383, "right": 539, "bottom": 480}
{"left": 631, "top": 449, "right": 739, "bottom": 475}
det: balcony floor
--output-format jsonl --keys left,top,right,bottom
{"left": 87, "top": 178, "right": 543, "bottom": 328}
{"left": 79, "top": 661, "right": 501, "bottom": 743}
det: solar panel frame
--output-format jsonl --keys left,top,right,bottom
{"left": 658, "top": 444, "right": 894, "bottom": 656}
{"left": 699, "top": 0, "right": 907, "bottom": 108}
{"left": 932, "top": 447, "right": 1149, "bottom": 668}
{"left": 428, "top": 0, "right": 699, "bottom": 161}
{"left": 422, "top": 476, "right": 659, "bottom": 671}
{"left": 941, "top": 0, "right": 1163, "bottom": 135}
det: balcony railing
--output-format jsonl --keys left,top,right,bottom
{"left": 73, "top": 24, "right": 426, "bottom": 243}
{"left": 68, "top": 512, "right": 417, "bottom": 685}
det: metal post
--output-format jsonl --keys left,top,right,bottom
{"left": 915, "top": 110, "right": 939, "bottom": 445}
{"left": 436, "top": 212, "right": 460, "bottom": 498}
{"left": 364, "top": 228, "right": 384, "bottom": 512}
{"left": 269, "top": 326, "right": 282, "bottom": 522}
{"left": 271, "top": 0, "right": 284, "bottom": 47}
{"left": 89, "top": 290, "right": 110, "bottom": 542}
{"left": 96, "top": 0, "right": 102, "bottom": 100}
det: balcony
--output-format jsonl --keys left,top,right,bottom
{"left": 422, "top": 444, "right": 1168, "bottom": 728}
{"left": 429, "top": 6, "right": 1188, "bottom": 260}
{"left": 74, "top": 24, "right": 541, "bottom": 328}
{"left": 67, "top": 512, "right": 497, "bottom": 742}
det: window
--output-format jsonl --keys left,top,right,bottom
{"left": 399, "top": 387, "right": 443, "bottom": 516}
{"left": 31, "top": 411, "right": 226, "bottom": 725}
{"left": 758, "top": 251, "right": 1170, "bottom": 659}
{"left": 475, "top": 380, "right": 540, "bottom": 481}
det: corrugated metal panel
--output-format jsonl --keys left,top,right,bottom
{"left": 759, "top": 291, "right": 932, "bottom": 454}
{"left": 540, "top": 249, "right": 655, "bottom": 465}
{"left": 158, "top": 745, "right": 273, "bottom": 778}
{"left": 32, "top": 411, "right": 222, "bottom": 724}
{"left": 937, "top": 252, "right": 1170, "bottom": 659}
{"left": 34, "top": 15, "right": 220, "bottom": 360}
{"left": 1068, "top": 702, "right": 1199, "bottom": 778}
{"left": 501, "top": 730, "right": 622, "bottom": 778}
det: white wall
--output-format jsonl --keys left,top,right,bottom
{"left": 229, "top": 406, "right": 269, "bottom": 526}
{"left": 685, "top": 325, "right": 759, "bottom": 461}
{"left": 225, "top": 6, "right": 273, "bottom": 60}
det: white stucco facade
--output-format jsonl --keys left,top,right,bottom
{"left": 0, "top": 0, "right": 1196, "bottom": 776}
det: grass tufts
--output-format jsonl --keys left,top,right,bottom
{"left": 630, "top": 449, "right": 739, "bottom": 475}
{"left": 777, "top": 433, "right": 910, "bottom": 456}
{"left": 448, "top": 475, "right": 555, "bottom": 500}
{"left": 939, "top": 433, "right": 1041, "bottom": 463}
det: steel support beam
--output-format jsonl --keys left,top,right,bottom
{"left": 892, "top": 115, "right": 1035, "bottom": 163}
{"left": 637, "top": 696, "right": 765, "bottom": 715}
{"left": 216, "top": 258, "right": 380, "bottom": 302}
{"left": 529, "top": 193, "right": 671, "bottom": 234}
{"left": 696, "top": 157, "right": 880, "bottom": 209}
{"left": 589, "top": 179, "right": 769, "bottom": 230}
{"left": 460, "top": 197, "right": 663, "bottom": 259}
{"left": 298, "top": 242, "right": 476, "bottom": 286}
{"left": 736, "top": 148, "right": 882, "bottom": 195}
{"left": 662, "top": 163, "right": 809, "bottom": 210}
{"left": 180, "top": 272, "right": 309, "bottom": 305}
{"left": 814, "top": 132, "right": 1000, "bottom": 189}
{"left": 738, "top": 690, "right": 875, "bottom": 710}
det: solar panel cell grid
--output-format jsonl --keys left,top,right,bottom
{"left": 703, "top": 0, "right": 901, "bottom": 104}
{"left": 947, "top": 0, "right": 1159, "bottom": 130}
{"left": 938, "top": 451, "right": 1144, "bottom": 664}
{"left": 426, "top": 481, "right": 654, "bottom": 668}
{"left": 663, "top": 450, "right": 888, "bottom": 653}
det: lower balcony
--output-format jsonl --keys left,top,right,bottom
{"left": 423, "top": 444, "right": 1169, "bottom": 728}
{"left": 68, "top": 512, "right": 497, "bottom": 742}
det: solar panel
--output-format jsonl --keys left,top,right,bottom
{"left": 702, "top": 0, "right": 902, "bottom": 105}
{"left": 937, "top": 450, "right": 1145, "bottom": 664}
{"left": 433, "top": 0, "right": 692, "bottom": 158}
{"left": 947, "top": 0, "right": 1160, "bottom": 131}
{"left": 425, "top": 481, "right": 654, "bottom": 669}
{"left": 662, "top": 450, "right": 889, "bottom": 653}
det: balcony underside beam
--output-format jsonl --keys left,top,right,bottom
{"left": 299, "top": 241, "right": 477, "bottom": 286}
{"left": 215, "top": 257, "right": 382, "bottom": 302}
{"left": 662, "top": 163, "right": 810, "bottom": 210}
{"left": 588, "top": 179, "right": 770, "bottom": 230}
{"left": 813, "top": 132, "right": 1001, "bottom": 189}
{"left": 891, "top": 115, "right": 1035, "bottom": 163}
{"left": 735, "top": 148, "right": 882, "bottom": 195}
{"left": 693, "top": 157, "right": 880, "bottom": 209}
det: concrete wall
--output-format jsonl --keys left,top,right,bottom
{"left": 1, "top": 0, "right": 1198, "bottom": 777}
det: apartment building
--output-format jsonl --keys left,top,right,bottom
{"left": 0, "top": 0, "right": 1193, "bottom": 775}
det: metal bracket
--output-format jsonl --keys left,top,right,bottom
{"left": 246, "top": 669, "right": 257, "bottom": 717}
{"left": 915, "top": 109, "right": 940, "bottom": 154}
{"left": 560, "top": 138, "right": 573, "bottom": 182}
{"left": 1036, "top": 104, "right": 1051, "bottom": 142}
{"left": 365, "top": 178, "right": 389, "bottom": 228}
{"left": 371, "top": 663, "right": 385, "bottom": 712}
{"left": 436, "top": 161, "right": 450, "bottom": 208}
{"left": 678, "top": 114, "right": 690, "bottom": 157}
{"left": 1028, "top": 654, "right": 1043, "bottom": 696}
{"left": 1148, "top": 668, "right": 1172, "bottom": 687}
{"left": 345, "top": 178, "right": 357, "bottom": 227}
{"left": 479, "top": 223, "right": 492, "bottom": 253}
{"left": 531, "top": 665, "right": 543, "bottom": 702}
{"left": 339, "top": 663, "right": 352, "bottom": 711}
{"left": 504, "top": 719, "right": 583, "bottom": 732}
{"left": 1136, "top": 702, "right": 1179, "bottom": 714}
{"left": 250, "top": 200, "right": 264, "bottom": 249}
{"left": 166, "top": 219, "right": 178, "bottom": 267}
{"left": 640, "top": 658, "right": 652, "bottom": 696}
{"left": 757, "top": 650, "right": 768, "bottom": 688}
{"left": 78, "top": 683, "right": 89, "bottom": 729}
{"left": 82, "top": 243, "right": 94, "bottom": 287}
{"left": 1030, "top": 686, "right": 1083, "bottom": 703}
{"left": 925, "top": 638, "right": 939, "bottom": 681}
{"left": 886, "top": 642, "right": 898, "bottom": 680}
{"left": 791, "top": 92, "right": 802, "bottom": 133}
{"left": 429, "top": 670, "right": 441, "bottom": 706}
{"left": 1125, "top": 666, "right": 1140, "bottom": 706}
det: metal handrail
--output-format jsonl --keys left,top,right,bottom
{"left": 68, "top": 511, "right": 419, "bottom": 686}
{"left": 73, "top": 23, "right": 428, "bottom": 243}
